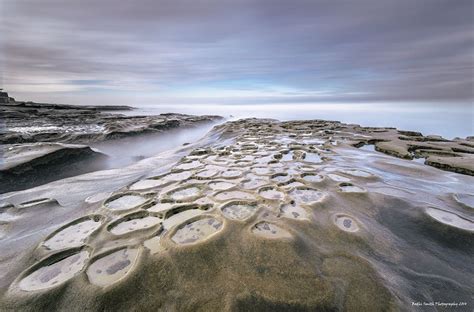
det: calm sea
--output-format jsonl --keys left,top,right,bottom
{"left": 117, "top": 102, "right": 473, "bottom": 139}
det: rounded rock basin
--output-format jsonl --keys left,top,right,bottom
{"left": 289, "top": 187, "right": 325, "bottom": 205}
{"left": 301, "top": 173, "right": 324, "bottom": 183}
{"left": 208, "top": 181, "right": 236, "bottom": 191}
{"left": 213, "top": 190, "right": 256, "bottom": 202}
{"left": 175, "top": 160, "right": 203, "bottom": 170}
{"left": 86, "top": 248, "right": 140, "bottom": 287}
{"left": 327, "top": 174, "right": 351, "bottom": 182}
{"left": 252, "top": 167, "right": 273, "bottom": 175}
{"left": 166, "top": 185, "right": 202, "bottom": 202}
{"left": 425, "top": 208, "right": 474, "bottom": 232}
{"left": 242, "top": 178, "right": 268, "bottom": 190}
{"left": 221, "top": 201, "right": 257, "bottom": 221}
{"left": 43, "top": 215, "right": 103, "bottom": 250}
{"left": 221, "top": 170, "right": 242, "bottom": 178}
{"left": 334, "top": 214, "right": 360, "bottom": 233}
{"left": 164, "top": 171, "right": 193, "bottom": 181}
{"left": 108, "top": 213, "right": 161, "bottom": 235}
{"left": 19, "top": 248, "right": 89, "bottom": 291}
{"left": 195, "top": 169, "right": 219, "bottom": 179}
{"left": 279, "top": 180, "right": 305, "bottom": 189}
{"left": 281, "top": 204, "right": 309, "bottom": 220}
{"left": 259, "top": 187, "right": 285, "bottom": 200}
{"left": 303, "top": 153, "right": 322, "bottom": 163}
{"left": 271, "top": 173, "right": 289, "bottom": 183}
{"left": 104, "top": 194, "right": 148, "bottom": 211}
{"left": 251, "top": 222, "right": 292, "bottom": 239}
{"left": 129, "top": 179, "right": 167, "bottom": 191}
{"left": 171, "top": 217, "right": 223, "bottom": 245}
{"left": 339, "top": 183, "right": 366, "bottom": 193}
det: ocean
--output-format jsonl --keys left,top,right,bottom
{"left": 115, "top": 102, "right": 473, "bottom": 140}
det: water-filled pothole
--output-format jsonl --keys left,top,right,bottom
{"left": 327, "top": 174, "right": 351, "bottom": 182}
{"left": 108, "top": 212, "right": 161, "bottom": 235}
{"left": 280, "top": 204, "right": 309, "bottom": 220}
{"left": 252, "top": 167, "right": 274, "bottom": 175}
{"left": 334, "top": 214, "right": 360, "bottom": 233}
{"left": 221, "top": 201, "right": 257, "bottom": 221}
{"left": 301, "top": 173, "right": 324, "bottom": 183}
{"left": 221, "top": 169, "right": 243, "bottom": 178}
{"left": 213, "top": 190, "right": 256, "bottom": 201}
{"left": 271, "top": 173, "right": 289, "bottom": 183}
{"left": 43, "top": 215, "right": 103, "bottom": 250}
{"left": 171, "top": 217, "right": 223, "bottom": 245}
{"left": 104, "top": 194, "right": 148, "bottom": 211}
{"left": 195, "top": 169, "right": 219, "bottom": 179}
{"left": 175, "top": 160, "right": 203, "bottom": 170}
{"left": 19, "top": 248, "right": 89, "bottom": 291}
{"left": 304, "top": 153, "right": 322, "bottom": 163}
{"left": 129, "top": 179, "right": 167, "bottom": 190}
{"left": 86, "top": 248, "right": 140, "bottom": 287}
{"left": 165, "top": 185, "right": 202, "bottom": 202}
{"left": 241, "top": 178, "right": 269, "bottom": 190}
{"left": 164, "top": 171, "right": 193, "bottom": 181}
{"left": 425, "top": 208, "right": 473, "bottom": 232}
{"left": 259, "top": 187, "right": 285, "bottom": 200}
{"left": 208, "top": 181, "right": 236, "bottom": 191}
{"left": 289, "top": 187, "right": 325, "bottom": 205}
{"left": 339, "top": 183, "right": 366, "bottom": 193}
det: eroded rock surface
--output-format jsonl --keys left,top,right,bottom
{"left": 0, "top": 118, "right": 473, "bottom": 311}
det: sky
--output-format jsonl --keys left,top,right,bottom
{"left": 1, "top": 0, "right": 473, "bottom": 106}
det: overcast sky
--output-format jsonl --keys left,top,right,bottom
{"left": 1, "top": 0, "right": 473, "bottom": 105}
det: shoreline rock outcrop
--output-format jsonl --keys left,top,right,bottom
{"left": 0, "top": 92, "right": 224, "bottom": 192}
{"left": 0, "top": 118, "right": 472, "bottom": 311}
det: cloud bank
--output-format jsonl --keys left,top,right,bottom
{"left": 1, "top": 0, "right": 473, "bottom": 105}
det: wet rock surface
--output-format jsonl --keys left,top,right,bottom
{"left": 0, "top": 118, "right": 473, "bottom": 311}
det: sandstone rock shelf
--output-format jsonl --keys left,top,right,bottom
{"left": 1, "top": 118, "right": 472, "bottom": 311}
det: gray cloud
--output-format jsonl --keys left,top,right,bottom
{"left": 1, "top": 0, "right": 473, "bottom": 104}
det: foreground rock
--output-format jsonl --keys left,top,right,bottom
{"left": 0, "top": 119, "right": 472, "bottom": 311}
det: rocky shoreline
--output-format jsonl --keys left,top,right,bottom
{"left": 0, "top": 91, "right": 223, "bottom": 193}
{"left": 0, "top": 118, "right": 473, "bottom": 311}
{"left": 1, "top": 101, "right": 222, "bottom": 145}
